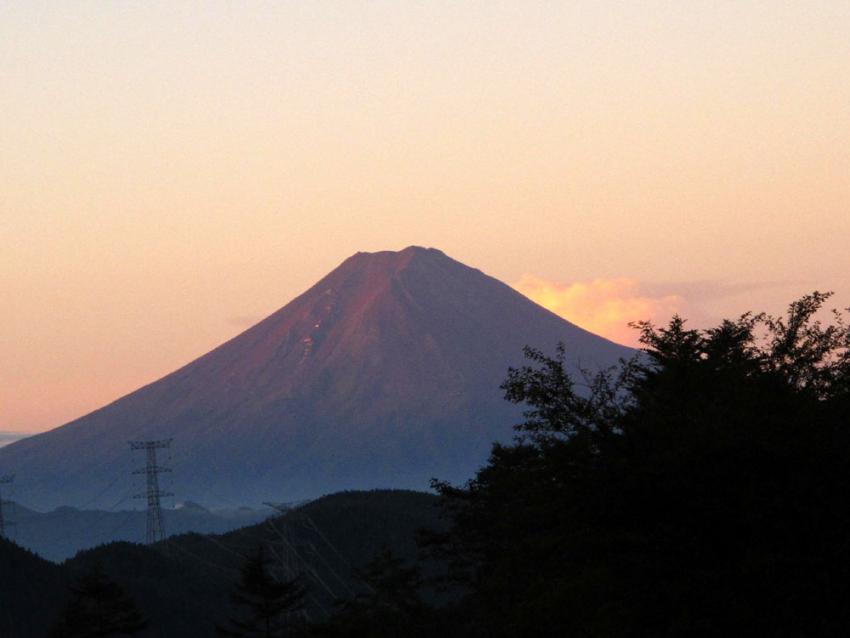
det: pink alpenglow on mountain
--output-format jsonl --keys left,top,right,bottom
{"left": 0, "top": 247, "right": 632, "bottom": 509}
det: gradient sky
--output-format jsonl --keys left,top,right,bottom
{"left": 2, "top": 1, "right": 849, "bottom": 433}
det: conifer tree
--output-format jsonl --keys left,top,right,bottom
{"left": 217, "top": 545, "right": 306, "bottom": 638}
{"left": 311, "top": 547, "right": 431, "bottom": 638}
{"left": 48, "top": 563, "right": 147, "bottom": 638}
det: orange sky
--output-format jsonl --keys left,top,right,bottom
{"left": 2, "top": 2, "right": 849, "bottom": 433}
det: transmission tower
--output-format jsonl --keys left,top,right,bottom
{"left": 263, "top": 500, "right": 361, "bottom": 621}
{"left": 264, "top": 502, "right": 303, "bottom": 579}
{"left": 0, "top": 474, "right": 15, "bottom": 540}
{"left": 129, "top": 439, "right": 172, "bottom": 544}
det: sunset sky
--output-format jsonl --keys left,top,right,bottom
{"left": 2, "top": 1, "right": 849, "bottom": 433}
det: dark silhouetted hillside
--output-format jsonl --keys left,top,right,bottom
{"left": 1, "top": 490, "right": 443, "bottom": 637}
{"left": 0, "top": 537, "right": 65, "bottom": 637}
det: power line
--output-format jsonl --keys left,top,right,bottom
{"left": 101, "top": 508, "right": 140, "bottom": 543}
{"left": 75, "top": 472, "right": 126, "bottom": 511}
{"left": 163, "top": 537, "right": 240, "bottom": 576}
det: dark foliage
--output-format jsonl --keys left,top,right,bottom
{"left": 429, "top": 292, "right": 850, "bottom": 636}
{"left": 65, "top": 540, "right": 230, "bottom": 637}
{"left": 0, "top": 537, "right": 66, "bottom": 638}
{"left": 1, "top": 490, "right": 441, "bottom": 637}
{"left": 48, "top": 562, "right": 147, "bottom": 637}
{"left": 217, "top": 545, "right": 306, "bottom": 637}
{"left": 311, "top": 547, "right": 436, "bottom": 637}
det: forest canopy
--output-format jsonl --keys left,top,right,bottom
{"left": 427, "top": 292, "right": 850, "bottom": 637}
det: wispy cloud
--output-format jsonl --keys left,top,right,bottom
{"left": 513, "top": 276, "right": 685, "bottom": 347}
{"left": 641, "top": 280, "right": 804, "bottom": 303}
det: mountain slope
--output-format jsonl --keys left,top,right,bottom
{"left": 0, "top": 247, "right": 632, "bottom": 509}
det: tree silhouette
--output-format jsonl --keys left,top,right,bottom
{"left": 48, "top": 562, "right": 146, "bottom": 637}
{"left": 217, "top": 545, "right": 306, "bottom": 638}
{"left": 313, "top": 547, "right": 431, "bottom": 637}
{"left": 429, "top": 292, "right": 850, "bottom": 636}
{"left": 358, "top": 547, "right": 425, "bottom": 617}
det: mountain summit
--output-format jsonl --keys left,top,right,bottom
{"left": 1, "top": 247, "right": 632, "bottom": 509}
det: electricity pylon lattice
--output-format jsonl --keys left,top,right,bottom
{"left": 0, "top": 474, "right": 14, "bottom": 539}
{"left": 129, "top": 439, "right": 172, "bottom": 544}
{"left": 264, "top": 502, "right": 302, "bottom": 579}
